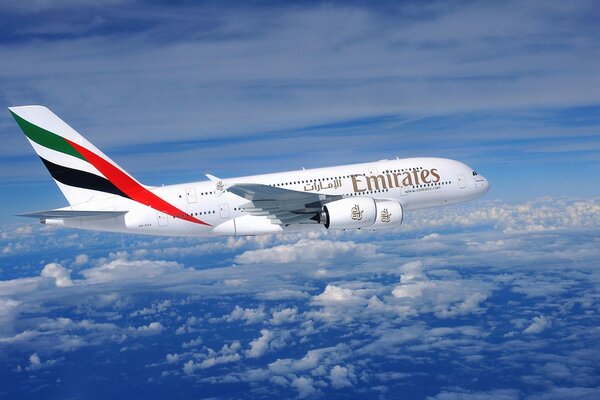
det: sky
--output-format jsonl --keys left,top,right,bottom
{"left": 1, "top": 1, "right": 600, "bottom": 399}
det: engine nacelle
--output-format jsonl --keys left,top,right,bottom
{"left": 322, "top": 197, "right": 377, "bottom": 229}
{"left": 320, "top": 197, "right": 403, "bottom": 230}
{"left": 370, "top": 199, "right": 403, "bottom": 230}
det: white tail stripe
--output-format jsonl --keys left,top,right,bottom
{"left": 54, "top": 180, "right": 116, "bottom": 205}
{"left": 28, "top": 139, "right": 105, "bottom": 178}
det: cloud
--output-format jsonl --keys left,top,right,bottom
{"left": 80, "top": 258, "right": 186, "bottom": 283}
{"left": 75, "top": 253, "right": 89, "bottom": 265}
{"left": 214, "top": 305, "right": 266, "bottom": 325}
{"left": 40, "top": 263, "right": 73, "bottom": 287}
{"left": 183, "top": 341, "right": 242, "bottom": 374}
{"left": 313, "top": 285, "right": 361, "bottom": 304}
{"left": 246, "top": 329, "right": 273, "bottom": 359}
{"left": 269, "top": 307, "right": 298, "bottom": 325}
{"left": 523, "top": 315, "right": 551, "bottom": 335}
{"left": 391, "top": 268, "right": 491, "bottom": 318}
{"left": 257, "top": 289, "right": 310, "bottom": 301}
{"left": 329, "top": 365, "right": 354, "bottom": 389}
{"left": 291, "top": 376, "right": 317, "bottom": 399}
{"left": 1, "top": 198, "right": 600, "bottom": 398}
{"left": 234, "top": 239, "right": 377, "bottom": 265}
{"left": 0, "top": 298, "right": 22, "bottom": 335}
{"left": 132, "top": 321, "right": 164, "bottom": 336}
{"left": 426, "top": 388, "right": 519, "bottom": 400}
{"left": 23, "top": 352, "right": 58, "bottom": 371}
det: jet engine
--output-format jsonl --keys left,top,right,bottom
{"left": 317, "top": 197, "right": 403, "bottom": 230}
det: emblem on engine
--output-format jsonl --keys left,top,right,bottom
{"left": 351, "top": 204, "right": 364, "bottom": 221}
{"left": 216, "top": 180, "right": 224, "bottom": 192}
{"left": 380, "top": 208, "right": 391, "bottom": 223}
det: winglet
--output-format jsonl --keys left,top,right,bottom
{"left": 205, "top": 174, "right": 221, "bottom": 182}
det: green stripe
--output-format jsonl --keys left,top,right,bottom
{"left": 10, "top": 111, "right": 87, "bottom": 161}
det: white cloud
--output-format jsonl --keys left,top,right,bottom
{"left": 235, "top": 239, "right": 377, "bottom": 265}
{"left": 291, "top": 376, "right": 317, "bottom": 399}
{"left": 80, "top": 258, "right": 186, "bottom": 283}
{"left": 130, "top": 300, "right": 173, "bottom": 317}
{"left": 329, "top": 365, "right": 354, "bottom": 389}
{"left": 313, "top": 285, "right": 360, "bottom": 304}
{"left": 183, "top": 341, "right": 243, "bottom": 374}
{"left": 257, "top": 289, "right": 310, "bottom": 301}
{"left": 392, "top": 281, "right": 437, "bottom": 299}
{"left": 391, "top": 265, "right": 491, "bottom": 318}
{"left": 246, "top": 329, "right": 273, "bottom": 359}
{"left": 0, "top": 298, "right": 22, "bottom": 334}
{"left": 426, "top": 388, "right": 519, "bottom": 400}
{"left": 23, "top": 352, "right": 58, "bottom": 371}
{"left": 215, "top": 305, "right": 266, "bottom": 325}
{"left": 270, "top": 308, "right": 298, "bottom": 325}
{"left": 28, "top": 353, "right": 40, "bottom": 368}
{"left": 132, "top": 322, "right": 164, "bottom": 336}
{"left": 523, "top": 315, "right": 551, "bottom": 335}
{"left": 75, "top": 254, "right": 89, "bottom": 265}
{"left": 166, "top": 353, "right": 180, "bottom": 363}
{"left": 399, "top": 261, "right": 425, "bottom": 282}
{"left": 41, "top": 263, "right": 73, "bottom": 287}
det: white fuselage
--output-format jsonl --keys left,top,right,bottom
{"left": 51, "top": 157, "right": 489, "bottom": 236}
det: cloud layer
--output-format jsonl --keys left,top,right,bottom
{"left": 1, "top": 197, "right": 599, "bottom": 398}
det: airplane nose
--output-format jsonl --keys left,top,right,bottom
{"left": 474, "top": 175, "right": 489, "bottom": 194}
{"left": 481, "top": 176, "right": 490, "bottom": 194}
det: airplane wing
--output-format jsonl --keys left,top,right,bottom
{"left": 18, "top": 210, "right": 128, "bottom": 221}
{"left": 227, "top": 183, "right": 342, "bottom": 225}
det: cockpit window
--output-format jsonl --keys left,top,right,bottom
{"left": 472, "top": 171, "right": 478, "bottom": 176}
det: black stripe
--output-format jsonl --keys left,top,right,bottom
{"left": 39, "top": 157, "right": 129, "bottom": 198}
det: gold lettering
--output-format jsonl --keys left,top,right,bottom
{"left": 366, "top": 175, "right": 387, "bottom": 190}
{"left": 430, "top": 168, "right": 440, "bottom": 182}
{"left": 386, "top": 173, "right": 394, "bottom": 188}
{"left": 412, "top": 169, "right": 421, "bottom": 185}
{"left": 402, "top": 171, "right": 413, "bottom": 186}
{"left": 421, "top": 169, "right": 431, "bottom": 184}
{"left": 393, "top": 172, "right": 403, "bottom": 187}
{"left": 351, "top": 174, "right": 366, "bottom": 193}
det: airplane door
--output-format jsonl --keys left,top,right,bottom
{"left": 219, "top": 203, "right": 230, "bottom": 219}
{"left": 458, "top": 175, "right": 467, "bottom": 189}
{"left": 157, "top": 212, "right": 169, "bottom": 226}
{"left": 186, "top": 187, "right": 197, "bottom": 203}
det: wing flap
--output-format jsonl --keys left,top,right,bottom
{"left": 229, "top": 183, "right": 341, "bottom": 226}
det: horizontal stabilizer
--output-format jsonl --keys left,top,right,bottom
{"left": 18, "top": 210, "right": 128, "bottom": 220}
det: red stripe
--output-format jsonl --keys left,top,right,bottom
{"left": 66, "top": 139, "right": 211, "bottom": 226}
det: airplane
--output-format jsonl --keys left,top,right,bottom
{"left": 9, "top": 106, "right": 489, "bottom": 237}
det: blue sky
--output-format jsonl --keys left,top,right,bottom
{"left": 1, "top": 1, "right": 600, "bottom": 399}
{"left": 1, "top": 0, "right": 600, "bottom": 220}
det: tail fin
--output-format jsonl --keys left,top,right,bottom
{"left": 9, "top": 105, "right": 144, "bottom": 205}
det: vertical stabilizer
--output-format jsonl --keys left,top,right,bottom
{"left": 9, "top": 105, "right": 142, "bottom": 205}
